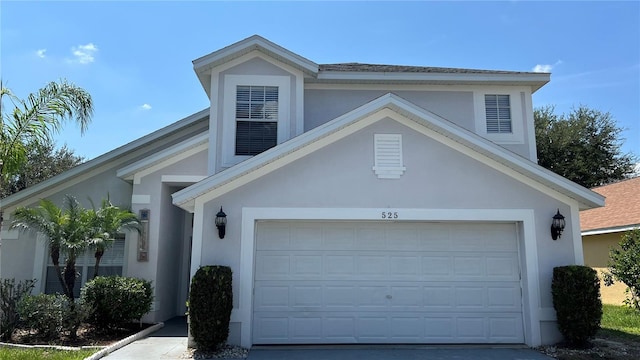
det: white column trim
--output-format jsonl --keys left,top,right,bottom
{"left": 208, "top": 70, "right": 220, "bottom": 175}
{"left": 32, "top": 234, "right": 47, "bottom": 293}
{"left": 238, "top": 207, "right": 541, "bottom": 348}
{"left": 190, "top": 199, "right": 205, "bottom": 279}
{"left": 570, "top": 205, "right": 584, "bottom": 265}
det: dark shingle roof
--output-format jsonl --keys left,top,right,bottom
{"left": 319, "top": 63, "right": 538, "bottom": 75}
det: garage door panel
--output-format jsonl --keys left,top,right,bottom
{"left": 254, "top": 281, "right": 521, "bottom": 313}
{"left": 455, "top": 286, "right": 486, "bottom": 308}
{"left": 255, "top": 254, "right": 290, "bottom": 279}
{"left": 253, "top": 221, "right": 524, "bottom": 344}
{"left": 252, "top": 312, "right": 524, "bottom": 344}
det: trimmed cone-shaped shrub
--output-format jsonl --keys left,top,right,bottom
{"left": 189, "top": 265, "right": 232, "bottom": 350}
{"left": 552, "top": 265, "right": 602, "bottom": 346}
{"left": 81, "top": 276, "right": 153, "bottom": 329}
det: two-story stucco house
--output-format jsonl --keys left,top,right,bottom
{"left": 0, "top": 35, "right": 604, "bottom": 348}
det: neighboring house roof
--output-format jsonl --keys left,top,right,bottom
{"left": 172, "top": 93, "right": 604, "bottom": 213}
{"left": 0, "top": 109, "right": 209, "bottom": 211}
{"left": 581, "top": 176, "right": 640, "bottom": 235}
{"left": 193, "top": 35, "right": 550, "bottom": 96}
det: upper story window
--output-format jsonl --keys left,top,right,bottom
{"left": 235, "top": 86, "right": 278, "bottom": 155}
{"left": 484, "top": 94, "right": 512, "bottom": 134}
{"left": 222, "top": 75, "right": 291, "bottom": 168}
{"left": 473, "top": 90, "right": 525, "bottom": 145}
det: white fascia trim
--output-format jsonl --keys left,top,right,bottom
{"left": 193, "top": 35, "right": 318, "bottom": 75}
{"left": 238, "top": 207, "right": 541, "bottom": 348}
{"left": 315, "top": 71, "right": 549, "bottom": 92}
{"left": 0, "top": 109, "right": 209, "bottom": 211}
{"left": 582, "top": 224, "right": 640, "bottom": 236}
{"left": 172, "top": 93, "right": 604, "bottom": 211}
{"left": 117, "top": 132, "right": 209, "bottom": 180}
{"left": 161, "top": 175, "right": 207, "bottom": 184}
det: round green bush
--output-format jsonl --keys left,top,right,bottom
{"left": 17, "top": 293, "right": 86, "bottom": 339}
{"left": 552, "top": 265, "right": 602, "bottom": 346}
{"left": 189, "top": 265, "right": 232, "bottom": 350}
{"left": 80, "top": 276, "right": 153, "bottom": 329}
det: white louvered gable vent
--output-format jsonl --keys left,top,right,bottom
{"left": 372, "top": 134, "right": 406, "bottom": 179}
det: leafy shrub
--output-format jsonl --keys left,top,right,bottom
{"left": 17, "top": 293, "right": 87, "bottom": 339}
{"left": 604, "top": 229, "right": 640, "bottom": 310}
{"left": 0, "top": 278, "right": 36, "bottom": 340}
{"left": 552, "top": 265, "right": 602, "bottom": 346}
{"left": 80, "top": 276, "right": 153, "bottom": 329}
{"left": 189, "top": 265, "right": 232, "bottom": 350}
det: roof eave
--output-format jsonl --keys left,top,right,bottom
{"left": 193, "top": 35, "right": 319, "bottom": 96}
{"left": 0, "top": 108, "right": 210, "bottom": 210}
{"left": 582, "top": 224, "right": 640, "bottom": 236}
{"left": 173, "top": 93, "right": 600, "bottom": 212}
{"left": 314, "top": 71, "right": 550, "bottom": 92}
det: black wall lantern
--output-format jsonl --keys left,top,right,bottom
{"left": 551, "top": 209, "right": 566, "bottom": 240}
{"left": 215, "top": 207, "right": 227, "bottom": 239}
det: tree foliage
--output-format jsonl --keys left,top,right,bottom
{"left": 86, "top": 198, "right": 141, "bottom": 278}
{"left": 0, "top": 138, "right": 84, "bottom": 199}
{"left": 604, "top": 229, "right": 640, "bottom": 311}
{"left": 10, "top": 195, "right": 93, "bottom": 301}
{"left": 9, "top": 195, "right": 140, "bottom": 300}
{"left": 0, "top": 79, "right": 92, "bottom": 183}
{"left": 535, "top": 105, "right": 636, "bottom": 188}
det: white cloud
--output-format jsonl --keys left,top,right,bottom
{"left": 532, "top": 60, "right": 563, "bottom": 73}
{"left": 36, "top": 49, "right": 46, "bottom": 58}
{"left": 140, "top": 104, "right": 152, "bottom": 110}
{"left": 71, "top": 43, "right": 98, "bottom": 64}
{"left": 533, "top": 64, "right": 553, "bottom": 73}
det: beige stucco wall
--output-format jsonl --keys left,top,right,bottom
{"left": 583, "top": 232, "right": 622, "bottom": 267}
{"left": 582, "top": 233, "right": 627, "bottom": 305}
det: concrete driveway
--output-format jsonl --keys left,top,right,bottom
{"left": 102, "top": 317, "right": 554, "bottom": 360}
{"left": 246, "top": 346, "right": 554, "bottom": 360}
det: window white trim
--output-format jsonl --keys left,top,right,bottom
{"left": 474, "top": 89, "right": 524, "bottom": 144}
{"left": 222, "top": 75, "right": 290, "bottom": 167}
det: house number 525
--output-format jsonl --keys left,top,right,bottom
{"left": 381, "top": 211, "right": 399, "bottom": 219}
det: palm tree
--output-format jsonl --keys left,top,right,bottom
{"left": 0, "top": 79, "right": 92, "bottom": 183}
{"left": 10, "top": 195, "right": 92, "bottom": 301}
{"left": 0, "top": 79, "right": 92, "bottom": 239}
{"left": 87, "top": 198, "right": 141, "bottom": 279}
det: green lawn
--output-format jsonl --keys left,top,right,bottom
{"left": 599, "top": 303, "right": 640, "bottom": 340}
{"left": 0, "top": 347, "right": 96, "bottom": 360}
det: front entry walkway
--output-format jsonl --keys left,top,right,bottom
{"left": 104, "top": 316, "right": 188, "bottom": 359}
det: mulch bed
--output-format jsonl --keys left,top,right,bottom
{"left": 537, "top": 337, "right": 640, "bottom": 360}
{"left": 10, "top": 323, "right": 153, "bottom": 347}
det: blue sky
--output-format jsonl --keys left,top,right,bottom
{"left": 1, "top": 1, "right": 639, "bottom": 160}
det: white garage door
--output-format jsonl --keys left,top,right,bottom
{"left": 253, "top": 221, "right": 524, "bottom": 344}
